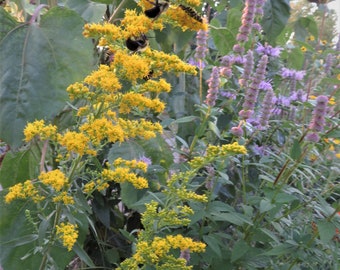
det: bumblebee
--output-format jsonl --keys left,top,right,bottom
{"left": 144, "top": 0, "right": 169, "bottom": 20}
{"left": 125, "top": 34, "right": 149, "bottom": 53}
{"left": 143, "top": 70, "right": 154, "bottom": 81}
{"left": 178, "top": 4, "right": 203, "bottom": 23}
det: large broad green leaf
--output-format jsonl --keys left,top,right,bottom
{"left": 293, "top": 16, "right": 318, "bottom": 42}
{"left": 65, "top": 0, "right": 107, "bottom": 22}
{"left": 262, "top": 0, "right": 290, "bottom": 44}
{"left": 0, "top": 148, "right": 40, "bottom": 188}
{"left": 0, "top": 7, "right": 93, "bottom": 148}
{"left": 0, "top": 7, "right": 19, "bottom": 40}
{"left": 210, "top": 8, "right": 241, "bottom": 55}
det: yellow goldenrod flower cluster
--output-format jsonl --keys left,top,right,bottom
{"left": 39, "top": 169, "right": 68, "bottom": 191}
{"left": 140, "top": 79, "right": 171, "bottom": 94}
{"left": 5, "top": 180, "right": 44, "bottom": 204}
{"left": 118, "top": 118, "right": 163, "bottom": 140}
{"left": 24, "top": 120, "right": 57, "bottom": 142}
{"left": 119, "top": 93, "right": 165, "bottom": 114}
{"left": 56, "top": 222, "right": 78, "bottom": 251}
{"left": 58, "top": 131, "right": 96, "bottom": 156}
{"left": 101, "top": 167, "right": 148, "bottom": 189}
{"left": 166, "top": 6, "right": 208, "bottom": 31}
{"left": 119, "top": 234, "right": 205, "bottom": 269}
{"left": 52, "top": 191, "right": 75, "bottom": 205}
{"left": 84, "top": 65, "right": 122, "bottom": 93}
{"left": 66, "top": 82, "right": 91, "bottom": 101}
{"left": 80, "top": 118, "right": 125, "bottom": 145}
{"left": 113, "top": 157, "right": 148, "bottom": 172}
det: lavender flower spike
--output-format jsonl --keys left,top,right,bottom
{"left": 306, "top": 95, "right": 328, "bottom": 142}
{"left": 194, "top": 28, "right": 209, "bottom": 61}
{"left": 205, "top": 67, "right": 220, "bottom": 107}
{"left": 239, "top": 50, "right": 254, "bottom": 87}
{"left": 239, "top": 54, "right": 268, "bottom": 119}
{"left": 235, "top": 0, "right": 256, "bottom": 43}
{"left": 259, "top": 88, "right": 275, "bottom": 128}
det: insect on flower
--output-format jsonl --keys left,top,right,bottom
{"left": 125, "top": 34, "right": 149, "bottom": 53}
{"left": 144, "top": 0, "right": 169, "bottom": 20}
{"left": 178, "top": 4, "right": 203, "bottom": 23}
{"left": 143, "top": 70, "right": 154, "bottom": 81}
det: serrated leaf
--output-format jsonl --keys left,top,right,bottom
{"left": 0, "top": 7, "right": 93, "bottom": 148}
{"left": 262, "top": 0, "right": 290, "bottom": 44}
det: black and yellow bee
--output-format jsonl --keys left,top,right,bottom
{"left": 144, "top": 0, "right": 169, "bottom": 20}
{"left": 125, "top": 34, "right": 149, "bottom": 53}
{"left": 178, "top": 4, "right": 203, "bottom": 23}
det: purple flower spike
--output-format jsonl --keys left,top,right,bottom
{"left": 309, "top": 95, "right": 328, "bottom": 132}
{"left": 259, "top": 88, "right": 275, "bottom": 128}
{"left": 195, "top": 28, "right": 209, "bottom": 62}
{"left": 205, "top": 67, "right": 220, "bottom": 107}
{"left": 239, "top": 50, "right": 254, "bottom": 87}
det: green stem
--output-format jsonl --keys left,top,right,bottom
{"left": 189, "top": 107, "right": 211, "bottom": 155}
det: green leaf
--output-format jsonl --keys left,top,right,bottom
{"left": 0, "top": 7, "right": 19, "bottom": 40}
{"left": 316, "top": 220, "right": 336, "bottom": 244}
{"left": 264, "top": 243, "right": 296, "bottom": 256}
{"left": 0, "top": 7, "right": 93, "bottom": 148}
{"left": 210, "top": 212, "right": 253, "bottom": 226}
{"left": 202, "top": 234, "right": 222, "bottom": 258}
{"left": 65, "top": 0, "right": 107, "bottom": 22}
{"left": 0, "top": 148, "right": 39, "bottom": 188}
{"left": 259, "top": 198, "right": 275, "bottom": 213}
{"left": 210, "top": 8, "right": 241, "bottom": 55}
{"left": 290, "top": 139, "right": 301, "bottom": 161}
{"left": 231, "top": 240, "right": 249, "bottom": 262}
{"left": 108, "top": 141, "right": 145, "bottom": 162}
{"left": 293, "top": 16, "right": 318, "bottom": 42}
{"left": 173, "top": 115, "right": 198, "bottom": 124}
{"left": 262, "top": 0, "right": 290, "bottom": 44}
{"left": 73, "top": 243, "right": 95, "bottom": 267}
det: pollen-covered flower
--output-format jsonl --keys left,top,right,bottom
{"left": 24, "top": 120, "right": 58, "bottom": 142}
{"left": 84, "top": 65, "right": 122, "bottom": 92}
{"left": 119, "top": 93, "right": 165, "bottom": 114}
{"left": 39, "top": 169, "right": 68, "bottom": 191}
{"left": 56, "top": 222, "right": 78, "bottom": 251}
{"left": 5, "top": 180, "right": 43, "bottom": 204}
{"left": 166, "top": 5, "right": 208, "bottom": 31}
{"left": 58, "top": 131, "right": 94, "bottom": 156}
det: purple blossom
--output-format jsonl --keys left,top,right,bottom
{"left": 239, "top": 50, "right": 254, "bottom": 87}
{"left": 255, "top": 43, "right": 282, "bottom": 58}
{"left": 205, "top": 67, "right": 220, "bottom": 107}
{"left": 259, "top": 80, "right": 273, "bottom": 91}
{"left": 236, "top": 0, "right": 256, "bottom": 43}
{"left": 308, "top": 95, "right": 328, "bottom": 132}
{"left": 240, "top": 55, "right": 268, "bottom": 119}
{"left": 324, "top": 53, "right": 334, "bottom": 75}
{"left": 230, "top": 126, "right": 244, "bottom": 137}
{"left": 233, "top": 44, "right": 245, "bottom": 54}
{"left": 305, "top": 132, "right": 320, "bottom": 143}
{"left": 220, "top": 67, "right": 232, "bottom": 78}
{"left": 194, "top": 28, "right": 209, "bottom": 62}
{"left": 138, "top": 156, "right": 152, "bottom": 165}
{"left": 220, "top": 90, "right": 236, "bottom": 99}
{"left": 188, "top": 57, "right": 206, "bottom": 69}
{"left": 251, "top": 144, "right": 269, "bottom": 156}
{"left": 179, "top": 249, "right": 191, "bottom": 264}
{"left": 281, "top": 68, "right": 306, "bottom": 80}
{"left": 259, "top": 89, "right": 275, "bottom": 128}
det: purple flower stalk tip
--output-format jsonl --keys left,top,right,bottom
{"left": 205, "top": 67, "right": 220, "bottom": 107}
{"left": 230, "top": 126, "right": 244, "bottom": 137}
{"left": 259, "top": 88, "right": 275, "bottom": 128}
{"left": 194, "top": 29, "right": 209, "bottom": 61}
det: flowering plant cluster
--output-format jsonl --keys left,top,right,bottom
{"left": 0, "top": 0, "right": 339, "bottom": 269}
